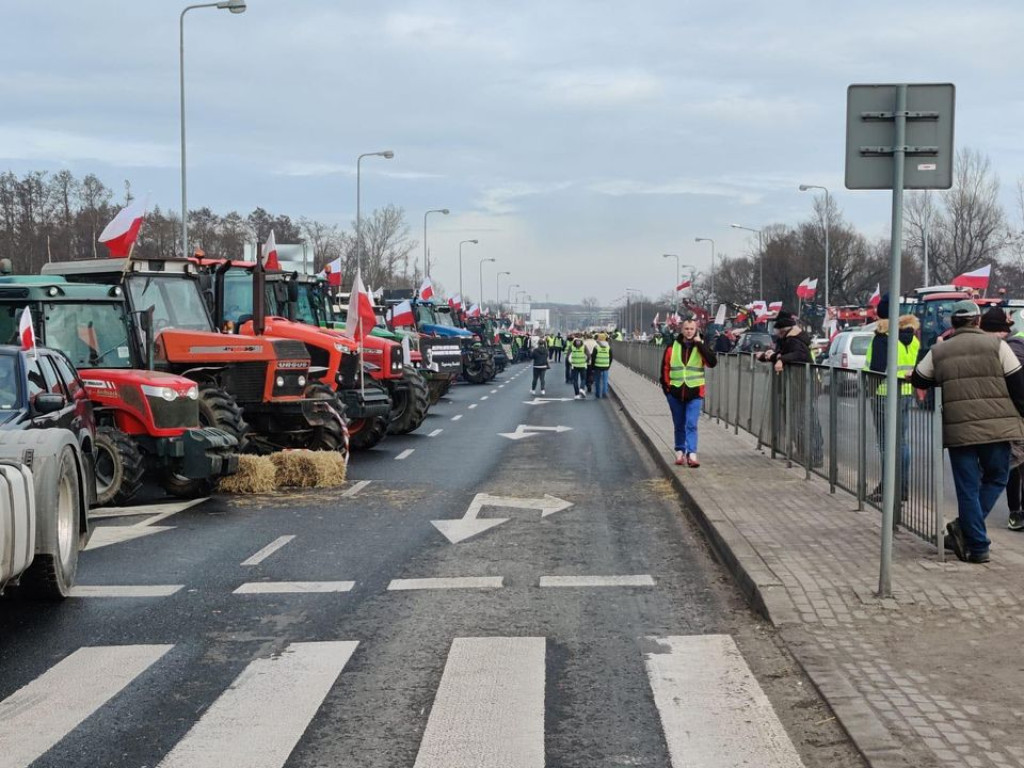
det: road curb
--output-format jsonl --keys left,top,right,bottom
{"left": 609, "top": 379, "right": 914, "bottom": 768}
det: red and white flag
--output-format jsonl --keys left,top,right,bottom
{"left": 419, "top": 278, "right": 435, "bottom": 301}
{"left": 796, "top": 278, "right": 818, "bottom": 300}
{"left": 320, "top": 256, "right": 343, "bottom": 287}
{"left": 952, "top": 264, "right": 991, "bottom": 290}
{"left": 467, "top": 303, "right": 481, "bottom": 318}
{"left": 448, "top": 294, "right": 462, "bottom": 310}
{"left": 344, "top": 270, "right": 377, "bottom": 342}
{"left": 19, "top": 306, "right": 35, "bottom": 353}
{"left": 676, "top": 279, "right": 692, "bottom": 292}
{"left": 390, "top": 299, "right": 414, "bottom": 327}
{"left": 651, "top": 312, "right": 660, "bottom": 327}
{"left": 868, "top": 284, "right": 881, "bottom": 308}
{"left": 98, "top": 196, "right": 148, "bottom": 258}
{"left": 768, "top": 301, "right": 783, "bottom": 312}
{"left": 748, "top": 300, "right": 767, "bottom": 314}
{"left": 262, "top": 229, "right": 280, "bottom": 270}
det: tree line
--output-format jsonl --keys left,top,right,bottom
{"left": 0, "top": 170, "right": 419, "bottom": 291}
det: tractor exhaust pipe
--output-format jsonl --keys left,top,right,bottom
{"left": 252, "top": 244, "right": 266, "bottom": 336}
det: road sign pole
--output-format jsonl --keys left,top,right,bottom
{"left": 879, "top": 84, "right": 907, "bottom": 599}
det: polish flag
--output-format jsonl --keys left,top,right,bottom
{"left": 321, "top": 256, "right": 343, "bottom": 287}
{"left": 19, "top": 306, "right": 35, "bottom": 352}
{"left": 262, "top": 230, "right": 280, "bottom": 270}
{"left": 651, "top": 312, "right": 660, "bottom": 327}
{"left": 768, "top": 301, "right": 783, "bottom": 312}
{"left": 390, "top": 299, "right": 414, "bottom": 327}
{"left": 467, "top": 303, "right": 481, "bottom": 318}
{"left": 676, "top": 279, "right": 692, "bottom": 292}
{"left": 98, "top": 196, "right": 148, "bottom": 258}
{"left": 419, "top": 278, "right": 435, "bottom": 301}
{"left": 449, "top": 294, "right": 462, "bottom": 310}
{"left": 343, "top": 270, "right": 377, "bottom": 342}
{"left": 796, "top": 278, "right": 818, "bottom": 300}
{"left": 868, "top": 284, "right": 881, "bottom": 308}
{"left": 749, "top": 300, "right": 767, "bottom": 314}
{"left": 952, "top": 264, "right": 991, "bottom": 290}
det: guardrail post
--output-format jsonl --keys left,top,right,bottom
{"left": 893, "top": 397, "right": 904, "bottom": 530}
{"left": 857, "top": 369, "right": 866, "bottom": 511}
{"left": 716, "top": 357, "right": 724, "bottom": 425}
{"left": 736, "top": 355, "right": 744, "bottom": 436}
{"left": 828, "top": 367, "right": 838, "bottom": 493}
{"left": 932, "top": 388, "right": 945, "bottom": 561}
{"left": 785, "top": 369, "right": 793, "bottom": 468}
{"left": 805, "top": 363, "right": 813, "bottom": 480}
{"left": 748, "top": 355, "right": 756, "bottom": 435}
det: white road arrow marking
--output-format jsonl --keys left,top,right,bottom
{"left": 498, "top": 424, "right": 573, "bottom": 440}
{"left": 523, "top": 397, "right": 576, "bottom": 406}
{"left": 431, "top": 492, "right": 573, "bottom": 543}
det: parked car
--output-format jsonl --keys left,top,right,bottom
{"left": 821, "top": 328, "right": 874, "bottom": 393}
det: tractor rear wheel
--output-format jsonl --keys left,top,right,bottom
{"left": 94, "top": 426, "right": 145, "bottom": 507}
{"left": 197, "top": 386, "right": 248, "bottom": 448}
{"left": 388, "top": 367, "right": 430, "bottom": 435}
{"left": 348, "top": 416, "right": 389, "bottom": 451}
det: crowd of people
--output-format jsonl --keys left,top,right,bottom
{"left": 526, "top": 330, "right": 619, "bottom": 400}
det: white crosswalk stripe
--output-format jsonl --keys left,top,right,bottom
{"left": 156, "top": 641, "right": 358, "bottom": 768}
{"left": 0, "top": 644, "right": 173, "bottom": 768}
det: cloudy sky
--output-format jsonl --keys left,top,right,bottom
{"left": 4, "top": 1, "right": 1024, "bottom": 305}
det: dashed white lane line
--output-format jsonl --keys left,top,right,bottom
{"left": 468, "top": 404, "right": 478, "bottom": 409}
{"left": 428, "top": 428, "right": 444, "bottom": 437}
{"left": 451, "top": 414, "right": 463, "bottom": 422}
{"left": 156, "top": 641, "right": 358, "bottom": 768}
{"left": 538, "top": 575, "right": 656, "bottom": 588}
{"left": 69, "top": 585, "right": 185, "bottom": 598}
{"left": 241, "top": 535, "right": 296, "bottom": 566}
{"left": 0, "top": 644, "right": 174, "bottom": 768}
{"left": 480, "top": 396, "right": 489, "bottom": 401}
{"left": 342, "top": 480, "right": 371, "bottom": 498}
{"left": 388, "top": 576, "right": 504, "bottom": 591}
{"left": 233, "top": 581, "right": 355, "bottom": 594}
{"left": 395, "top": 449, "right": 415, "bottom": 460}
{"left": 490, "top": 389, "right": 498, "bottom": 394}
{"left": 414, "top": 637, "right": 545, "bottom": 768}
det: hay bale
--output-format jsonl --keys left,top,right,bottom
{"left": 270, "top": 450, "right": 347, "bottom": 489}
{"left": 217, "top": 455, "right": 278, "bottom": 494}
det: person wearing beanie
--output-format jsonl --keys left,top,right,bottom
{"left": 863, "top": 299, "right": 921, "bottom": 503}
{"left": 660, "top": 317, "right": 717, "bottom": 466}
{"left": 911, "top": 299, "right": 1024, "bottom": 563}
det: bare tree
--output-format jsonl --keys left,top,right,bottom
{"left": 357, "top": 204, "right": 417, "bottom": 288}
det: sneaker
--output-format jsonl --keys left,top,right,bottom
{"left": 530, "top": 390, "right": 536, "bottom": 396}
{"left": 945, "top": 520, "right": 968, "bottom": 562}
{"left": 687, "top": 453, "right": 700, "bottom": 468}
{"left": 575, "top": 394, "right": 582, "bottom": 400}
{"left": 967, "top": 550, "right": 991, "bottom": 564}
{"left": 674, "top": 451, "right": 685, "bottom": 466}
{"left": 541, "top": 389, "right": 545, "bottom": 395}
{"left": 1009, "top": 510, "right": 1024, "bottom": 531}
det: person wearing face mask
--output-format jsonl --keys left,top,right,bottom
{"left": 660, "top": 317, "right": 717, "bottom": 467}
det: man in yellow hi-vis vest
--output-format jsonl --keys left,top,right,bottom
{"left": 660, "top": 317, "right": 717, "bottom": 466}
{"left": 864, "top": 298, "right": 921, "bottom": 502}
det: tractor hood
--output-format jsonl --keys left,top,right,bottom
{"left": 420, "top": 323, "right": 474, "bottom": 338}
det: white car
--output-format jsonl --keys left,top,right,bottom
{"left": 821, "top": 327, "right": 875, "bottom": 393}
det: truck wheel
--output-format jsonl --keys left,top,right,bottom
{"left": 388, "top": 367, "right": 430, "bottom": 435}
{"left": 159, "top": 473, "right": 214, "bottom": 500}
{"left": 304, "top": 382, "right": 350, "bottom": 460}
{"left": 94, "top": 426, "right": 145, "bottom": 507}
{"left": 21, "top": 446, "right": 81, "bottom": 600}
{"left": 198, "top": 387, "right": 249, "bottom": 447}
{"left": 348, "top": 416, "right": 389, "bottom": 451}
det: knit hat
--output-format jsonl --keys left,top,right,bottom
{"left": 980, "top": 305, "right": 1012, "bottom": 332}
{"left": 774, "top": 310, "right": 796, "bottom": 329}
{"left": 876, "top": 292, "right": 891, "bottom": 320}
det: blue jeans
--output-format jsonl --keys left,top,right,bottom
{"left": 571, "top": 367, "right": 587, "bottom": 395}
{"left": 666, "top": 394, "right": 702, "bottom": 453}
{"left": 948, "top": 442, "right": 1011, "bottom": 556}
{"left": 593, "top": 368, "right": 609, "bottom": 398}
{"left": 872, "top": 396, "right": 911, "bottom": 494}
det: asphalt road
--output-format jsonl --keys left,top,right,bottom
{"left": 0, "top": 362, "right": 865, "bottom": 768}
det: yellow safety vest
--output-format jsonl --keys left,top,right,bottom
{"left": 615, "top": 331, "right": 624, "bottom": 341}
{"left": 669, "top": 342, "right": 705, "bottom": 388}
{"left": 865, "top": 335, "right": 920, "bottom": 396}
{"left": 594, "top": 342, "right": 611, "bottom": 368}
{"left": 569, "top": 343, "right": 588, "bottom": 368}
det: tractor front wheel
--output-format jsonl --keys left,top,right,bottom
{"left": 197, "top": 386, "right": 249, "bottom": 448}
{"left": 348, "top": 416, "right": 389, "bottom": 451}
{"left": 94, "top": 426, "right": 145, "bottom": 507}
{"left": 388, "top": 367, "right": 430, "bottom": 435}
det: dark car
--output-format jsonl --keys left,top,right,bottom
{"left": 735, "top": 332, "right": 774, "bottom": 355}
{"left": 0, "top": 345, "right": 97, "bottom": 504}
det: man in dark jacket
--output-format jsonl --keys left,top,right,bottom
{"left": 1002, "top": 307, "right": 1024, "bottom": 532}
{"left": 660, "top": 318, "right": 717, "bottom": 467}
{"left": 911, "top": 300, "right": 1024, "bottom": 563}
{"left": 530, "top": 339, "right": 550, "bottom": 395}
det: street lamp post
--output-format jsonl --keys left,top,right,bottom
{"left": 507, "top": 283, "right": 520, "bottom": 307}
{"left": 496, "top": 271, "right": 510, "bottom": 311}
{"left": 663, "top": 253, "right": 680, "bottom": 313}
{"left": 356, "top": 150, "right": 394, "bottom": 274}
{"left": 458, "top": 239, "right": 478, "bottom": 302}
{"left": 799, "top": 184, "right": 831, "bottom": 312}
{"left": 625, "top": 287, "right": 641, "bottom": 335}
{"left": 695, "top": 237, "right": 716, "bottom": 309}
{"left": 479, "top": 257, "right": 496, "bottom": 310}
{"left": 423, "top": 208, "right": 449, "bottom": 279}
{"left": 730, "top": 224, "right": 764, "bottom": 302}
{"left": 179, "top": 0, "right": 246, "bottom": 260}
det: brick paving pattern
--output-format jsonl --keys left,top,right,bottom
{"left": 611, "top": 364, "right": 1024, "bottom": 768}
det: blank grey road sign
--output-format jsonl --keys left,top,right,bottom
{"left": 845, "top": 83, "right": 955, "bottom": 190}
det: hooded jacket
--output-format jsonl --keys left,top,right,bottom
{"left": 866, "top": 315, "right": 920, "bottom": 375}
{"left": 765, "top": 325, "right": 812, "bottom": 365}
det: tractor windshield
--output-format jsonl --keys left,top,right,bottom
{"left": 432, "top": 308, "right": 456, "bottom": 327}
{"left": 43, "top": 301, "right": 135, "bottom": 370}
{"left": 292, "top": 282, "right": 322, "bottom": 326}
{"left": 221, "top": 271, "right": 256, "bottom": 326}
{"left": 126, "top": 274, "right": 214, "bottom": 332}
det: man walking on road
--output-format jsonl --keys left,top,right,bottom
{"left": 591, "top": 332, "right": 613, "bottom": 399}
{"left": 911, "top": 300, "right": 1024, "bottom": 563}
{"left": 661, "top": 317, "right": 717, "bottom": 466}
{"left": 569, "top": 336, "right": 589, "bottom": 399}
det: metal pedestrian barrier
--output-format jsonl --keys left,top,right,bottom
{"left": 611, "top": 342, "right": 946, "bottom": 557}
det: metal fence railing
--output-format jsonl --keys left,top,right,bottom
{"left": 611, "top": 341, "right": 945, "bottom": 556}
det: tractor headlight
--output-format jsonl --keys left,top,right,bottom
{"left": 298, "top": 375, "right": 307, "bottom": 387}
{"left": 186, "top": 386, "right": 199, "bottom": 400}
{"left": 276, "top": 376, "right": 285, "bottom": 388}
{"left": 142, "top": 384, "right": 178, "bottom": 401}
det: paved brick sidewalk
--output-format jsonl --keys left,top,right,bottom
{"left": 611, "top": 364, "right": 1024, "bottom": 768}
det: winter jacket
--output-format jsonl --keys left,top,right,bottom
{"left": 866, "top": 315, "right": 921, "bottom": 375}
{"left": 764, "top": 326, "right": 812, "bottom": 365}
{"left": 661, "top": 334, "right": 717, "bottom": 401}
{"left": 531, "top": 346, "right": 550, "bottom": 369}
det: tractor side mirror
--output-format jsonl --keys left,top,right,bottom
{"left": 34, "top": 392, "right": 66, "bottom": 415}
